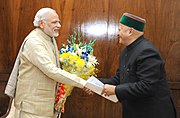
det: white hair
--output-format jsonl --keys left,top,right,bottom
{"left": 33, "top": 8, "right": 56, "bottom": 27}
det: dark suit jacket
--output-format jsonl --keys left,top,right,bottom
{"left": 102, "top": 36, "right": 177, "bottom": 118}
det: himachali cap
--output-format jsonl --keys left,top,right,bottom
{"left": 119, "top": 13, "right": 146, "bottom": 32}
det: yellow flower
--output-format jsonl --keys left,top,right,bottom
{"left": 68, "top": 60, "right": 74, "bottom": 65}
{"left": 69, "top": 55, "right": 79, "bottom": 61}
{"left": 76, "top": 59, "right": 85, "bottom": 67}
{"left": 89, "top": 66, "right": 95, "bottom": 71}
{"left": 60, "top": 52, "right": 70, "bottom": 59}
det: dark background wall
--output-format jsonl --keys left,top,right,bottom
{"left": 0, "top": 0, "right": 179, "bottom": 118}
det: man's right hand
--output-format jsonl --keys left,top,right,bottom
{"left": 83, "top": 87, "right": 94, "bottom": 95}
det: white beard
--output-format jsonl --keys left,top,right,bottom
{"left": 44, "top": 24, "right": 59, "bottom": 37}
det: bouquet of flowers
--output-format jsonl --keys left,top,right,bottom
{"left": 55, "top": 31, "right": 99, "bottom": 113}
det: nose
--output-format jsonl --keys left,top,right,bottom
{"left": 57, "top": 22, "right": 61, "bottom": 28}
{"left": 117, "top": 34, "right": 120, "bottom": 38}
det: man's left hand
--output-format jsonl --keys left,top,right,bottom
{"left": 101, "top": 84, "right": 116, "bottom": 96}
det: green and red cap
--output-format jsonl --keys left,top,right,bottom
{"left": 120, "top": 13, "right": 146, "bottom": 32}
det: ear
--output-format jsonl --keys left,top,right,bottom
{"left": 38, "top": 20, "right": 44, "bottom": 29}
{"left": 128, "top": 28, "right": 134, "bottom": 36}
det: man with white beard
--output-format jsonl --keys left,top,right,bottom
{"left": 5, "top": 8, "right": 87, "bottom": 118}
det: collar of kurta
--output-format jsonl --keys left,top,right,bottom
{"left": 34, "top": 28, "right": 53, "bottom": 42}
{"left": 127, "top": 35, "right": 144, "bottom": 50}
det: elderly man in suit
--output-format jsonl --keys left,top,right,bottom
{"left": 101, "top": 13, "right": 177, "bottom": 118}
{"left": 5, "top": 8, "right": 86, "bottom": 118}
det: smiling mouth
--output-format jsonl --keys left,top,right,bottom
{"left": 54, "top": 29, "right": 60, "bottom": 32}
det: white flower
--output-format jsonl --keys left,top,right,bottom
{"left": 70, "top": 52, "right": 77, "bottom": 56}
{"left": 76, "top": 45, "right": 82, "bottom": 56}
{"left": 86, "top": 61, "right": 93, "bottom": 68}
{"left": 88, "top": 55, "right": 98, "bottom": 66}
